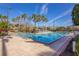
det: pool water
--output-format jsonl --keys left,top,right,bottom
{"left": 17, "top": 32, "right": 66, "bottom": 44}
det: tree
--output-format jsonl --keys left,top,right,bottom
{"left": 2, "top": 16, "right": 8, "bottom": 22}
{"left": 0, "top": 21, "right": 8, "bottom": 35}
{"left": 32, "top": 14, "right": 37, "bottom": 26}
{"left": 21, "top": 13, "right": 28, "bottom": 22}
{"left": 32, "top": 14, "right": 47, "bottom": 27}
{"left": 12, "top": 18, "right": 16, "bottom": 22}
{"left": 16, "top": 16, "right": 21, "bottom": 30}
{"left": 41, "top": 15, "right": 48, "bottom": 22}
{"left": 31, "top": 14, "right": 48, "bottom": 32}
{"left": 21, "top": 13, "right": 28, "bottom": 31}
{"left": 72, "top": 4, "right": 79, "bottom": 25}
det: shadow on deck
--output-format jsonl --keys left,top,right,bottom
{"left": 60, "top": 40, "right": 75, "bottom": 56}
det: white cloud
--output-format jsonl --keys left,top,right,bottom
{"left": 40, "top": 3, "right": 48, "bottom": 15}
{"left": 44, "top": 6, "right": 74, "bottom": 26}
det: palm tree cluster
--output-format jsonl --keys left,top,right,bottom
{"left": 12, "top": 13, "right": 29, "bottom": 32}
{"left": 12, "top": 13, "right": 48, "bottom": 33}
{"left": 32, "top": 14, "right": 47, "bottom": 26}
{"left": 12, "top": 13, "right": 28, "bottom": 24}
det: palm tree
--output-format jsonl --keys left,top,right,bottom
{"left": 21, "top": 13, "right": 29, "bottom": 32}
{"left": 16, "top": 16, "right": 20, "bottom": 24}
{"left": 32, "top": 14, "right": 37, "bottom": 26}
{"left": 2, "top": 16, "right": 8, "bottom": 22}
{"left": 16, "top": 16, "right": 21, "bottom": 30}
{"left": 12, "top": 18, "right": 16, "bottom": 22}
{"left": 12, "top": 16, "right": 21, "bottom": 31}
{"left": 21, "top": 13, "right": 28, "bottom": 22}
{"left": 41, "top": 15, "right": 48, "bottom": 22}
{"left": 31, "top": 14, "right": 47, "bottom": 32}
{"left": 12, "top": 18, "right": 16, "bottom": 27}
{"left": 32, "top": 14, "right": 47, "bottom": 27}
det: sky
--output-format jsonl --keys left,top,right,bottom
{"left": 0, "top": 3, "right": 75, "bottom": 27}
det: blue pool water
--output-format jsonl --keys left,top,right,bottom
{"left": 17, "top": 32, "right": 66, "bottom": 44}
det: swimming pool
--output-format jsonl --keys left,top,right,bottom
{"left": 17, "top": 32, "right": 67, "bottom": 44}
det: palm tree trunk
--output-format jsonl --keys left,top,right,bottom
{"left": 18, "top": 20, "right": 20, "bottom": 31}
{"left": 35, "top": 22, "right": 36, "bottom": 27}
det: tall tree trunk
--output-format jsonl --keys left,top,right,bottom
{"left": 35, "top": 22, "right": 36, "bottom": 27}
{"left": 34, "top": 22, "right": 37, "bottom": 33}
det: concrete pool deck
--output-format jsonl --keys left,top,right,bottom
{"left": 0, "top": 32, "right": 76, "bottom": 56}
